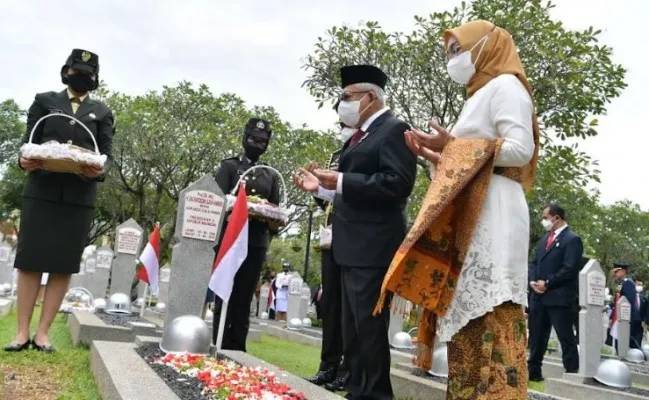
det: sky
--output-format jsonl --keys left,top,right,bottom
{"left": 0, "top": 0, "right": 646, "bottom": 209}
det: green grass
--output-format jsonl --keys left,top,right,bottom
{"left": 0, "top": 308, "right": 100, "bottom": 400}
{"left": 248, "top": 334, "right": 546, "bottom": 398}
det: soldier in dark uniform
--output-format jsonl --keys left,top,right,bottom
{"left": 306, "top": 113, "right": 353, "bottom": 391}
{"left": 613, "top": 263, "right": 643, "bottom": 349}
{"left": 5, "top": 49, "right": 114, "bottom": 353}
{"left": 211, "top": 118, "right": 281, "bottom": 351}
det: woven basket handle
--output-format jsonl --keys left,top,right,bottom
{"left": 231, "top": 165, "right": 287, "bottom": 207}
{"left": 28, "top": 113, "right": 100, "bottom": 154}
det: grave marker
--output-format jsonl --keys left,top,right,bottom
{"left": 94, "top": 247, "right": 114, "bottom": 299}
{"left": 286, "top": 273, "right": 303, "bottom": 325}
{"left": 0, "top": 242, "right": 11, "bottom": 285}
{"left": 388, "top": 296, "right": 407, "bottom": 345}
{"left": 577, "top": 259, "right": 606, "bottom": 377}
{"left": 299, "top": 283, "right": 310, "bottom": 320}
{"left": 157, "top": 264, "right": 171, "bottom": 304}
{"left": 163, "top": 175, "right": 226, "bottom": 329}
{"left": 86, "top": 255, "right": 106, "bottom": 300}
{"left": 258, "top": 283, "right": 270, "bottom": 316}
{"left": 617, "top": 296, "right": 631, "bottom": 359}
{"left": 111, "top": 219, "right": 143, "bottom": 295}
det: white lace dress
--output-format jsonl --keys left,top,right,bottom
{"left": 437, "top": 74, "right": 535, "bottom": 343}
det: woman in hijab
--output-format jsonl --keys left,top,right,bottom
{"left": 379, "top": 20, "right": 538, "bottom": 399}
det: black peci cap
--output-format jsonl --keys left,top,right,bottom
{"left": 612, "top": 263, "right": 629, "bottom": 272}
{"left": 339, "top": 64, "right": 388, "bottom": 89}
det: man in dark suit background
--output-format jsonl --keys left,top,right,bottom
{"left": 528, "top": 204, "right": 583, "bottom": 381}
{"left": 293, "top": 65, "right": 417, "bottom": 400}
{"left": 636, "top": 280, "right": 648, "bottom": 345}
{"left": 612, "top": 264, "right": 643, "bottom": 349}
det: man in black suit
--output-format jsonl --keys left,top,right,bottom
{"left": 211, "top": 118, "right": 281, "bottom": 352}
{"left": 612, "top": 264, "right": 643, "bottom": 349}
{"left": 636, "top": 280, "right": 647, "bottom": 346}
{"left": 293, "top": 65, "right": 417, "bottom": 400}
{"left": 528, "top": 204, "right": 583, "bottom": 381}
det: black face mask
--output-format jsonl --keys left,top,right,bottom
{"left": 67, "top": 73, "right": 95, "bottom": 93}
{"left": 243, "top": 136, "right": 268, "bottom": 162}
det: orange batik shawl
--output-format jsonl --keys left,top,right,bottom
{"left": 374, "top": 137, "right": 526, "bottom": 370}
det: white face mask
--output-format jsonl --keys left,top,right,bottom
{"left": 337, "top": 93, "right": 370, "bottom": 128}
{"left": 637, "top": 286, "right": 643, "bottom": 293}
{"left": 340, "top": 127, "right": 356, "bottom": 142}
{"left": 446, "top": 34, "right": 490, "bottom": 85}
{"left": 541, "top": 218, "right": 554, "bottom": 231}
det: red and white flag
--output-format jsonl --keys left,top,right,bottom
{"left": 137, "top": 223, "right": 161, "bottom": 294}
{"left": 208, "top": 185, "right": 248, "bottom": 303}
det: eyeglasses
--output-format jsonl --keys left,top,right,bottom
{"left": 338, "top": 91, "right": 370, "bottom": 102}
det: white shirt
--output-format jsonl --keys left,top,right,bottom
{"left": 315, "top": 107, "right": 391, "bottom": 202}
{"left": 437, "top": 74, "right": 535, "bottom": 342}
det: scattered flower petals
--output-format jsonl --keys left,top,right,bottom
{"left": 154, "top": 353, "right": 306, "bottom": 400}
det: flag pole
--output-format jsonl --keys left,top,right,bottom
{"left": 140, "top": 283, "right": 148, "bottom": 317}
{"left": 216, "top": 300, "right": 228, "bottom": 351}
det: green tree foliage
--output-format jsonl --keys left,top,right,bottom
{"left": 301, "top": 0, "right": 627, "bottom": 249}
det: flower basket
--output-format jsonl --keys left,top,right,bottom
{"left": 225, "top": 165, "right": 289, "bottom": 228}
{"left": 155, "top": 352, "right": 306, "bottom": 400}
{"left": 20, "top": 113, "right": 107, "bottom": 174}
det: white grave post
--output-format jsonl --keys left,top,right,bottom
{"left": 162, "top": 176, "right": 226, "bottom": 334}
{"left": 576, "top": 259, "right": 606, "bottom": 377}
{"left": 111, "top": 219, "right": 144, "bottom": 295}
{"left": 0, "top": 242, "right": 12, "bottom": 285}
{"left": 286, "top": 273, "right": 303, "bottom": 326}
{"left": 258, "top": 283, "right": 270, "bottom": 316}
{"left": 617, "top": 296, "right": 632, "bottom": 359}
{"left": 388, "top": 295, "right": 407, "bottom": 346}
{"left": 299, "top": 283, "right": 311, "bottom": 320}
{"left": 157, "top": 264, "right": 171, "bottom": 305}
{"left": 94, "top": 247, "right": 114, "bottom": 299}
{"left": 85, "top": 254, "right": 105, "bottom": 299}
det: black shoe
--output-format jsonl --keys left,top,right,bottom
{"left": 324, "top": 375, "right": 348, "bottom": 392}
{"left": 306, "top": 366, "right": 337, "bottom": 386}
{"left": 4, "top": 340, "right": 32, "bottom": 352}
{"left": 343, "top": 394, "right": 354, "bottom": 400}
{"left": 31, "top": 340, "right": 55, "bottom": 353}
{"left": 529, "top": 375, "right": 545, "bottom": 382}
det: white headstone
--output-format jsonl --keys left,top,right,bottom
{"left": 286, "top": 273, "right": 303, "bottom": 326}
{"left": 163, "top": 175, "right": 226, "bottom": 330}
{"left": 617, "top": 296, "right": 631, "bottom": 359}
{"left": 577, "top": 259, "right": 606, "bottom": 377}
{"left": 157, "top": 264, "right": 171, "bottom": 304}
{"left": 93, "top": 247, "right": 113, "bottom": 298}
{"left": 111, "top": 219, "right": 144, "bottom": 295}
{"left": 86, "top": 255, "right": 108, "bottom": 299}
{"left": 258, "top": 283, "right": 270, "bottom": 316}
{"left": 388, "top": 296, "right": 407, "bottom": 345}
{"left": 299, "top": 283, "right": 311, "bottom": 320}
{"left": 0, "top": 242, "right": 12, "bottom": 285}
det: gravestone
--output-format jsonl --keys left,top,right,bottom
{"left": 616, "top": 296, "right": 631, "bottom": 359}
{"left": 577, "top": 259, "right": 606, "bottom": 377}
{"left": 258, "top": 283, "right": 270, "bottom": 316}
{"left": 157, "top": 264, "right": 171, "bottom": 304}
{"left": 299, "top": 283, "right": 311, "bottom": 320}
{"left": 0, "top": 242, "right": 12, "bottom": 285}
{"left": 163, "top": 175, "right": 226, "bottom": 329}
{"left": 85, "top": 255, "right": 106, "bottom": 300}
{"left": 111, "top": 219, "right": 144, "bottom": 295}
{"left": 71, "top": 260, "right": 86, "bottom": 289}
{"left": 388, "top": 296, "right": 407, "bottom": 345}
{"left": 286, "top": 273, "right": 303, "bottom": 325}
{"left": 250, "top": 294, "right": 258, "bottom": 316}
{"left": 94, "top": 247, "right": 114, "bottom": 299}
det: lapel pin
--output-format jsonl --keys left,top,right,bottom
{"left": 89, "top": 113, "right": 96, "bottom": 120}
{"left": 555, "top": 242, "right": 560, "bottom": 247}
